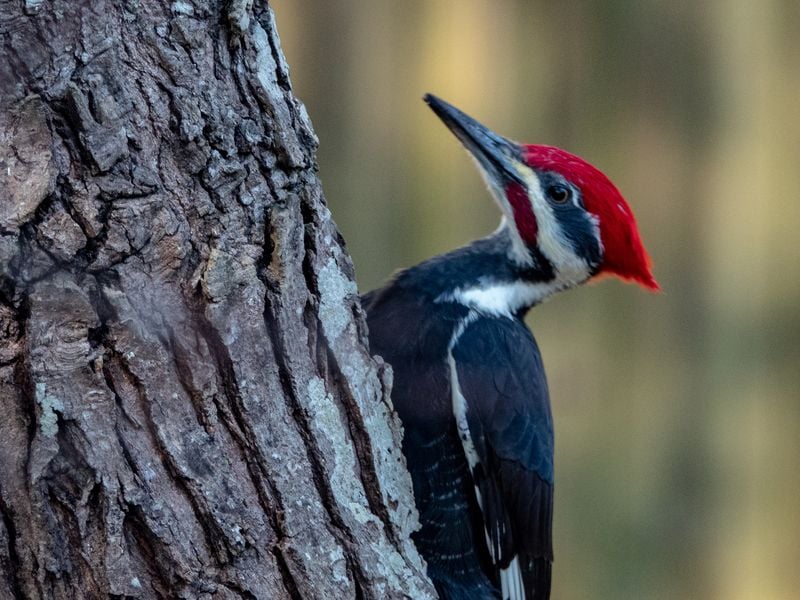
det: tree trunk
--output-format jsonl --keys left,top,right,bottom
{"left": 0, "top": 1, "right": 434, "bottom": 598}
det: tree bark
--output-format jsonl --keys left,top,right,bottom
{"left": 0, "top": 1, "right": 434, "bottom": 598}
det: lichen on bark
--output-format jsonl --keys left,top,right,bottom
{"left": 0, "top": 1, "right": 434, "bottom": 598}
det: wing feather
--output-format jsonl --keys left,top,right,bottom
{"left": 364, "top": 289, "right": 499, "bottom": 597}
{"left": 452, "top": 316, "right": 554, "bottom": 600}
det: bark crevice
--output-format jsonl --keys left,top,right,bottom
{"left": 0, "top": 1, "right": 434, "bottom": 598}
{"left": 0, "top": 488, "right": 25, "bottom": 600}
{"left": 261, "top": 285, "right": 371, "bottom": 593}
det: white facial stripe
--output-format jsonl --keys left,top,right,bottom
{"left": 470, "top": 151, "right": 597, "bottom": 282}
{"left": 493, "top": 216, "right": 531, "bottom": 266}
{"left": 471, "top": 158, "right": 532, "bottom": 266}
{"left": 516, "top": 167, "right": 593, "bottom": 287}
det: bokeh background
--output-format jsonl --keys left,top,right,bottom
{"left": 275, "top": 2, "right": 800, "bottom": 599}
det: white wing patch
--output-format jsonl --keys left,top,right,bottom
{"left": 448, "top": 312, "right": 519, "bottom": 576}
{"left": 450, "top": 359, "right": 480, "bottom": 474}
{"left": 500, "top": 556, "right": 525, "bottom": 600}
{"left": 448, "top": 319, "right": 482, "bottom": 496}
{"left": 447, "top": 312, "right": 490, "bottom": 548}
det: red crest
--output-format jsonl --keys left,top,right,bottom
{"left": 523, "top": 145, "right": 659, "bottom": 290}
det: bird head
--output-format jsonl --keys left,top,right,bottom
{"left": 424, "top": 94, "right": 658, "bottom": 291}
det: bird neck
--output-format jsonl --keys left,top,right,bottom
{"left": 398, "top": 223, "right": 569, "bottom": 318}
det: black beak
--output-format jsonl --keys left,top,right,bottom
{"left": 424, "top": 93, "right": 525, "bottom": 186}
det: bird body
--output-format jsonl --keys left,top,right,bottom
{"left": 363, "top": 95, "right": 656, "bottom": 599}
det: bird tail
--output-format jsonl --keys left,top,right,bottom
{"left": 520, "top": 555, "right": 551, "bottom": 600}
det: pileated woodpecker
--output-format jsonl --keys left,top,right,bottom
{"left": 362, "top": 95, "right": 657, "bottom": 600}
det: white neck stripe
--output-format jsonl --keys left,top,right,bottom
{"left": 437, "top": 280, "right": 563, "bottom": 318}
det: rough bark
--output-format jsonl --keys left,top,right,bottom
{"left": 0, "top": 1, "right": 434, "bottom": 598}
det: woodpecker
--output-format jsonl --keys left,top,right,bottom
{"left": 362, "top": 95, "right": 657, "bottom": 600}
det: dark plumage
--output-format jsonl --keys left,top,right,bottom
{"left": 363, "top": 232, "right": 554, "bottom": 599}
{"left": 362, "top": 95, "right": 656, "bottom": 599}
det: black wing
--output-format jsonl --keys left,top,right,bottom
{"left": 363, "top": 288, "right": 499, "bottom": 598}
{"left": 452, "top": 316, "right": 554, "bottom": 600}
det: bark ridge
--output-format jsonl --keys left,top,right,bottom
{"left": 0, "top": 1, "right": 434, "bottom": 598}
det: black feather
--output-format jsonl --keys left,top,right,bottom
{"left": 363, "top": 230, "right": 556, "bottom": 599}
{"left": 454, "top": 317, "right": 554, "bottom": 598}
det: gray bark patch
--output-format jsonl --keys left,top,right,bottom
{"left": 0, "top": 1, "right": 434, "bottom": 598}
{"left": 319, "top": 256, "right": 359, "bottom": 342}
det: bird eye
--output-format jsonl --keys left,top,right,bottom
{"left": 547, "top": 184, "right": 571, "bottom": 204}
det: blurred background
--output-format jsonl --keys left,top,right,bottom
{"left": 275, "top": 2, "right": 800, "bottom": 598}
